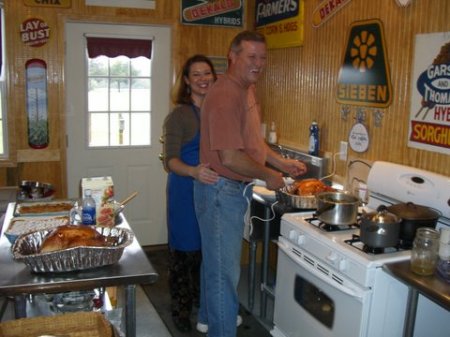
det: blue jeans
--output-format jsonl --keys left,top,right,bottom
{"left": 194, "top": 177, "right": 253, "bottom": 337}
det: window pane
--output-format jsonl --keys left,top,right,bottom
{"left": 110, "top": 56, "right": 130, "bottom": 76}
{"left": 130, "top": 112, "right": 150, "bottom": 145}
{"left": 131, "top": 57, "right": 151, "bottom": 77}
{"left": 110, "top": 112, "right": 130, "bottom": 146}
{"left": 89, "top": 113, "right": 109, "bottom": 146}
{"left": 131, "top": 79, "right": 150, "bottom": 111}
{"left": 88, "top": 78, "right": 108, "bottom": 111}
{"left": 88, "top": 56, "right": 108, "bottom": 76}
{"left": 110, "top": 78, "right": 129, "bottom": 111}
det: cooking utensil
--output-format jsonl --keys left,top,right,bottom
{"left": 387, "top": 202, "right": 440, "bottom": 242}
{"left": 315, "top": 191, "right": 359, "bottom": 225}
{"left": 120, "top": 191, "right": 138, "bottom": 206}
{"left": 276, "top": 187, "right": 317, "bottom": 209}
{"left": 360, "top": 205, "right": 401, "bottom": 248}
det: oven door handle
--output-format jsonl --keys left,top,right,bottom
{"left": 277, "top": 238, "right": 367, "bottom": 300}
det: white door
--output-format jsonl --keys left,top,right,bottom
{"left": 65, "top": 22, "right": 171, "bottom": 245}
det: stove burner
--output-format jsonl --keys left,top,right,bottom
{"left": 304, "top": 216, "right": 359, "bottom": 232}
{"left": 363, "top": 245, "right": 385, "bottom": 254}
{"left": 344, "top": 234, "right": 405, "bottom": 255}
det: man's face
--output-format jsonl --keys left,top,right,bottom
{"left": 230, "top": 40, "right": 267, "bottom": 86}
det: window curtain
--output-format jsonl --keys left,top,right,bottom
{"left": 86, "top": 37, "right": 152, "bottom": 59}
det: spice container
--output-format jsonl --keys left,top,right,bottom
{"left": 410, "top": 227, "right": 440, "bottom": 276}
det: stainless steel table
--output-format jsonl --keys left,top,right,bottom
{"left": 383, "top": 261, "right": 450, "bottom": 337}
{"left": 0, "top": 203, "right": 158, "bottom": 337}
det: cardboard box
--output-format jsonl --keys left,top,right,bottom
{"left": 81, "top": 176, "right": 114, "bottom": 222}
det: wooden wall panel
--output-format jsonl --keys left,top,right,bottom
{"left": 2, "top": 0, "right": 449, "bottom": 196}
{"left": 3, "top": 0, "right": 241, "bottom": 195}
{"left": 257, "top": 0, "right": 450, "bottom": 177}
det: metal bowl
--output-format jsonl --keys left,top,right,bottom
{"left": 276, "top": 187, "right": 317, "bottom": 209}
{"left": 18, "top": 180, "right": 55, "bottom": 201}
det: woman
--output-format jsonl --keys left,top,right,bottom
{"left": 162, "top": 54, "right": 219, "bottom": 332}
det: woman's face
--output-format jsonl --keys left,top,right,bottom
{"left": 185, "top": 61, "right": 215, "bottom": 100}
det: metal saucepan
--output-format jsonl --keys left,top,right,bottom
{"left": 315, "top": 191, "right": 359, "bottom": 226}
{"left": 360, "top": 205, "right": 402, "bottom": 248}
{"left": 387, "top": 202, "right": 441, "bottom": 242}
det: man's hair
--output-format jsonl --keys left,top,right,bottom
{"left": 229, "top": 30, "right": 266, "bottom": 54}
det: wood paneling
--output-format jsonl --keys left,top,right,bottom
{"left": 257, "top": 0, "right": 450, "bottom": 177}
{"left": 2, "top": 0, "right": 449, "bottom": 196}
{"left": 3, "top": 0, "right": 240, "bottom": 195}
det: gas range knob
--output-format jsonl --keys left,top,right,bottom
{"left": 326, "top": 252, "right": 338, "bottom": 264}
{"left": 288, "top": 230, "right": 298, "bottom": 242}
{"left": 297, "top": 234, "right": 306, "bottom": 245}
{"left": 338, "top": 258, "right": 348, "bottom": 271}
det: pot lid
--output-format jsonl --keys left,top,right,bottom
{"left": 387, "top": 202, "right": 440, "bottom": 220}
{"left": 365, "top": 205, "right": 401, "bottom": 224}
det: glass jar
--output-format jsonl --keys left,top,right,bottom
{"left": 410, "top": 227, "right": 440, "bottom": 276}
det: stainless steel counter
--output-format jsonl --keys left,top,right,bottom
{"left": 383, "top": 261, "right": 450, "bottom": 337}
{"left": 0, "top": 203, "right": 158, "bottom": 337}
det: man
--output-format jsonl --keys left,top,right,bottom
{"left": 194, "top": 30, "right": 307, "bottom": 337}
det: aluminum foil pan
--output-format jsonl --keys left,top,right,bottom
{"left": 12, "top": 226, "right": 134, "bottom": 273}
{"left": 276, "top": 187, "right": 317, "bottom": 209}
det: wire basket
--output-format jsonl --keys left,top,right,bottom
{"left": 0, "top": 311, "right": 113, "bottom": 337}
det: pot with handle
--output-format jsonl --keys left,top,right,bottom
{"left": 360, "top": 205, "right": 402, "bottom": 248}
{"left": 315, "top": 191, "right": 359, "bottom": 225}
{"left": 386, "top": 202, "right": 441, "bottom": 244}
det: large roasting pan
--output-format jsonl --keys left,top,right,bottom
{"left": 12, "top": 226, "right": 133, "bottom": 273}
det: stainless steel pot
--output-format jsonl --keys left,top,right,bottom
{"left": 315, "top": 191, "right": 359, "bottom": 225}
{"left": 360, "top": 205, "right": 402, "bottom": 248}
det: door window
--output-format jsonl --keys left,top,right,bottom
{"left": 86, "top": 37, "right": 152, "bottom": 148}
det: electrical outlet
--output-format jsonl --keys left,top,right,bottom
{"left": 339, "top": 141, "right": 348, "bottom": 161}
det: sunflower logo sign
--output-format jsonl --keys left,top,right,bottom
{"left": 336, "top": 19, "right": 392, "bottom": 108}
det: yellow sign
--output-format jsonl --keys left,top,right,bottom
{"left": 24, "top": 0, "right": 71, "bottom": 8}
{"left": 255, "top": 0, "right": 304, "bottom": 49}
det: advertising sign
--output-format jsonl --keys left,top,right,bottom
{"left": 24, "top": 0, "right": 71, "bottom": 8}
{"left": 254, "top": 0, "right": 304, "bottom": 49}
{"left": 20, "top": 18, "right": 50, "bottom": 48}
{"left": 181, "top": 0, "right": 243, "bottom": 27}
{"left": 408, "top": 32, "right": 450, "bottom": 155}
{"left": 336, "top": 19, "right": 392, "bottom": 108}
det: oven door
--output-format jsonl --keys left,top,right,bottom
{"left": 271, "top": 237, "right": 372, "bottom": 337}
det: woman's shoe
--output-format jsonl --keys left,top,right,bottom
{"left": 173, "top": 316, "right": 192, "bottom": 332}
{"left": 196, "top": 315, "right": 242, "bottom": 333}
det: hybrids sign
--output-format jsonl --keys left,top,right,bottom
{"left": 408, "top": 32, "right": 450, "bottom": 155}
{"left": 255, "top": 0, "right": 304, "bottom": 49}
{"left": 181, "top": 0, "right": 243, "bottom": 27}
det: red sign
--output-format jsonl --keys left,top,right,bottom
{"left": 20, "top": 18, "right": 50, "bottom": 47}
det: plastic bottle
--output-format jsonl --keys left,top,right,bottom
{"left": 308, "top": 120, "right": 319, "bottom": 156}
{"left": 82, "top": 189, "right": 96, "bottom": 225}
{"left": 268, "top": 121, "right": 277, "bottom": 144}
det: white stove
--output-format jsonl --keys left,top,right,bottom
{"left": 271, "top": 161, "right": 450, "bottom": 337}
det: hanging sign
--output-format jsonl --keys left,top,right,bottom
{"left": 312, "top": 0, "right": 352, "bottom": 28}
{"left": 181, "top": 0, "right": 243, "bottom": 27}
{"left": 408, "top": 31, "right": 450, "bottom": 155}
{"left": 336, "top": 19, "right": 392, "bottom": 108}
{"left": 254, "top": 0, "right": 304, "bottom": 49}
{"left": 24, "top": 0, "right": 71, "bottom": 8}
{"left": 26, "top": 59, "right": 49, "bottom": 149}
{"left": 20, "top": 18, "right": 50, "bottom": 47}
